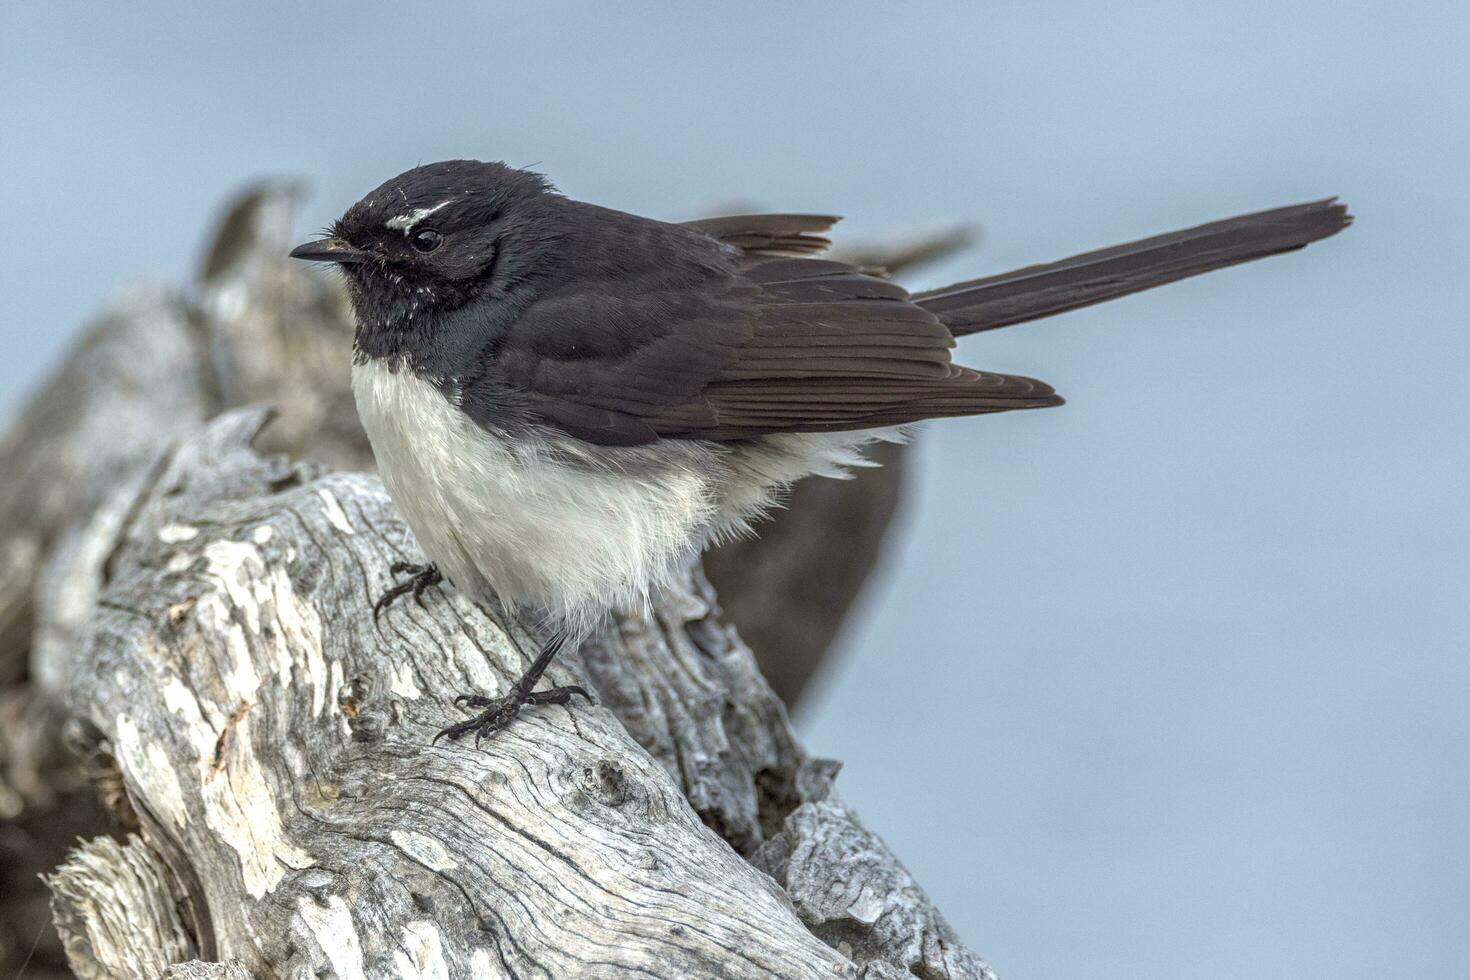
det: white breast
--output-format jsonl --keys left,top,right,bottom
{"left": 351, "top": 360, "right": 719, "bottom": 636}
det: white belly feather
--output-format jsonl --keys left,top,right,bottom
{"left": 352, "top": 359, "right": 900, "bottom": 636}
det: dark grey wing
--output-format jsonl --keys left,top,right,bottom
{"left": 472, "top": 271, "right": 752, "bottom": 445}
{"left": 476, "top": 239, "right": 1059, "bottom": 447}
{"left": 919, "top": 198, "right": 1351, "bottom": 335}
{"left": 676, "top": 257, "right": 1058, "bottom": 439}
{"left": 680, "top": 213, "right": 840, "bottom": 257}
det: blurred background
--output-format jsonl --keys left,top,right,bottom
{"left": 3, "top": 2, "right": 1466, "bottom": 977}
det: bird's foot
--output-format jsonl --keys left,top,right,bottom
{"left": 434, "top": 684, "right": 595, "bottom": 744}
{"left": 373, "top": 561, "right": 442, "bottom": 621}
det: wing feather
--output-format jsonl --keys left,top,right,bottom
{"left": 680, "top": 213, "right": 840, "bottom": 257}
{"left": 468, "top": 207, "right": 1060, "bottom": 446}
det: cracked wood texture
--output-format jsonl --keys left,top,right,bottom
{"left": 43, "top": 407, "right": 989, "bottom": 979}
{"left": 0, "top": 186, "right": 992, "bottom": 977}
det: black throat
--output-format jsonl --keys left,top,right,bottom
{"left": 345, "top": 263, "right": 550, "bottom": 445}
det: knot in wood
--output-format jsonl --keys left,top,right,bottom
{"left": 581, "top": 757, "right": 628, "bottom": 807}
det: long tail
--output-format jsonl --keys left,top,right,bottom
{"left": 917, "top": 198, "right": 1352, "bottom": 336}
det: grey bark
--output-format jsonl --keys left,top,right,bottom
{"left": 0, "top": 187, "right": 377, "bottom": 975}
{"left": 38, "top": 407, "right": 989, "bottom": 978}
{"left": 0, "top": 187, "right": 992, "bottom": 977}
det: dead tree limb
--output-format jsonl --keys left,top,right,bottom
{"left": 39, "top": 408, "right": 989, "bottom": 979}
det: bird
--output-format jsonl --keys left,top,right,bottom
{"left": 290, "top": 160, "right": 1350, "bottom": 743}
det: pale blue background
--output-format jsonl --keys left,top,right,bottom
{"left": 3, "top": 4, "right": 1466, "bottom": 978}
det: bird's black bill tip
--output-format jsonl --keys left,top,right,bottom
{"left": 288, "top": 237, "right": 370, "bottom": 265}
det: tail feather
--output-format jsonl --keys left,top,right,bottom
{"left": 918, "top": 198, "right": 1352, "bottom": 336}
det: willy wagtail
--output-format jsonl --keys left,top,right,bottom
{"left": 290, "top": 160, "right": 1349, "bottom": 742}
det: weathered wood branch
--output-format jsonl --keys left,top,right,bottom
{"left": 0, "top": 186, "right": 992, "bottom": 977}
{"left": 37, "top": 407, "right": 988, "bottom": 978}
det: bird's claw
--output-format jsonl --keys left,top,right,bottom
{"left": 435, "top": 685, "right": 595, "bottom": 745}
{"left": 372, "top": 562, "right": 443, "bottom": 622}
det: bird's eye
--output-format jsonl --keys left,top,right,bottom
{"left": 411, "top": 228, "right": 443, "bottom": 253}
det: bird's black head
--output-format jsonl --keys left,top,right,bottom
{"left": 291, "top": 160, "right": 561, "bottom": 347}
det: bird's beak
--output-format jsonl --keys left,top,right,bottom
{"left": 288, "top": 237, "right": 371, "bottom": 265}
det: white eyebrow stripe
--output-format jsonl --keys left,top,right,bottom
{"left": 385, "top": 199, "right": 451, "bottom": 232}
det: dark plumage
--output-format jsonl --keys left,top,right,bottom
{"left": 328, "top": 161, "right": 1061, "bottom": 446}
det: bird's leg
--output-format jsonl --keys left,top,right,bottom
{"left": 373, "top": 561, "right": 443, "bottom": 621}
{"left": 435, "top": 633, "right": 594, "bottom": 744}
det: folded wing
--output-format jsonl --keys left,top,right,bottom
{"left": 477, "top": 218, "right": 1058, "bottom": 446}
